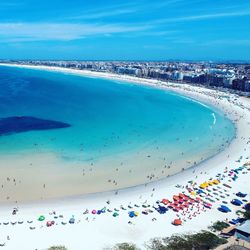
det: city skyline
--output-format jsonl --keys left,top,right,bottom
{"left": 0, "top": 0, "right": 250, "bottom": 60}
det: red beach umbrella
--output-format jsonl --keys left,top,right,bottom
{"left": 179, "top": 193, "right": 185, "bottom": 198}
{"left": 173, "top": 219, "right": 182, "bottom": 226}
{"left": 173, "top": 195, "right": 179, "bottom": 201}
{"left": 161, "top": 199, "right": 170, "bottom": 205}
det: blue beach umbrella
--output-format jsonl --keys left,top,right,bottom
{"left": 231, "top": 199, "right": 243, "bottom": 206}
{"left": 129, "top": 211, "right": 135, "bottom": 218}
{"left": 236, "top": 192, "right": 247, "bottom": 198}
{"left": 156, "top": 205, "right": 168, "bottom": 214}
{"left": 219, "top": 205, "right": 231, "bottom": 213}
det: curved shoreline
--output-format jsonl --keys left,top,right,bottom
{"left": 0, "top": 63, "right": 244, "bottom": 203}
{"left": 0, "top": 63, "right": 236, "bottom": 202}
{"left": 0, "top": 63, "right": 249, "bottom": 250}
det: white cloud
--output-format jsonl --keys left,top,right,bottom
{"left": 72, "top": 9, "right": 136, "bottom": 20}
{"left": 152, "top": 9, "right": 250, "bottom": 24}
{"left": 0, "top": 22, "right": 150, "bottom": 42}
{"left": 202, "top": 39, "right": 250, "bottom": 46}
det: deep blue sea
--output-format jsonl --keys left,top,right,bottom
{"left": 0, "top": 65, "right": 236, "bottom": 201}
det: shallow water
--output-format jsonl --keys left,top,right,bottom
{"left": 0, "top": 65, "right": 235, "bottom": 202}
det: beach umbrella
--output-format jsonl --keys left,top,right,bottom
{"left": 179, "top": 193, "right": 185, "bottom": 198}
{"left": 46, "top": 221, "right": 54, "bottom": 227}
{"left": 129, "top": 211, "right": 135, "bottom": 218}
{"left": 213, "top": 179, "right": 220, "bottom": 185}
{"left": 168, "top": 203, "right": 174, "bottom": 208}
{"left": 179, "top": 198, "right": 184, "bottom": 203}
{"left": 236, "top": 192, "right": 247, "bottom": 198}
{"left": 172, "top": 219, "right": 182, "bottom": 226}
{"left": 204, "top": 203, "right": 212, "bottom": 209}
{"left": 219, "top": 205, "right": 231, "bottom": 213}
{"left": 231, "top": 199, "right": 243, "bottom": 206}
{"left": 173, "top": 195, "right": 179, "bottom": 201}
{"left": 161, "top": 199, "right": 170, "bottom": 205}
{"left": 230, "top": 218, "right": 240, "bottom": 225}
{"left": 179, "top": 205, "right": 185, "bottom": 210}
{"left": 173, "top": 207, "right": 180, "bottom": 212}
{"left": 157, "top": 205, "right": 168, "bottom": 214}
{"left": 101, "top": 207, "right": 106, "bottom": 213}
{"left": 197, "top": 189, "right": 204, "bottom": 195}
{"left": 223, "top": 183, "right": 232, "bottom": 188}
{"left": 113, "top": 212, "right": 119, "bottom": 217}
{"left": 199, "top": 184, "right": 206, "bottom": 189}
{"left": 69, "top": 217, "right": 75, "bottom": 224}
{"left": 83, "top": 209, "right": 89, "bottom": 214}
{"left": 38, "top": 215, "right": 45, "bottom": 221}
{"left": 91, "top": 209, "right": 97, "bottom": 214}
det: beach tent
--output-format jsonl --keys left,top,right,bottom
{"left": 173, "top": 219, "right": 182, "bottom": 226}
{"left": 219, "top": 205, "right": 231, "bottom": 213}
{"left": 236, "top": 192, "right": 247, "bottom": 198}
{"left": 38, "top": 215, "right": 45, "bottom": 221}
{"left": 231, "top": 199, "right": 243, "bottom": 206}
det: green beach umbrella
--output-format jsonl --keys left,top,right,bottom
{"left": 38, "top": 215, "right": 45, "bottom": 221}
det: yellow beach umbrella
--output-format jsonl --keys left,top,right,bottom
{"left": 213, "top": 179, "right": 220, "bottom": 185}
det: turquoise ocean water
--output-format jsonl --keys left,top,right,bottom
{"left": 0, "top": 65, "right": 236, "bottom": 201}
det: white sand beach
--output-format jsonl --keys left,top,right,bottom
{"left": 0, "top": 64, "right": 249, "bottom": 250}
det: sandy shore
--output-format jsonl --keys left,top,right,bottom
{"left": 0, "top": 63, "right": 249, "bottom": 250}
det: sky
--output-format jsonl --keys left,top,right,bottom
{"left": 0, "top": 0, "right": 250, "bottom": 61}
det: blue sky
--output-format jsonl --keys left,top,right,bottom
{"left": 0, "top": 0, "right": 250, "bottom": 60}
